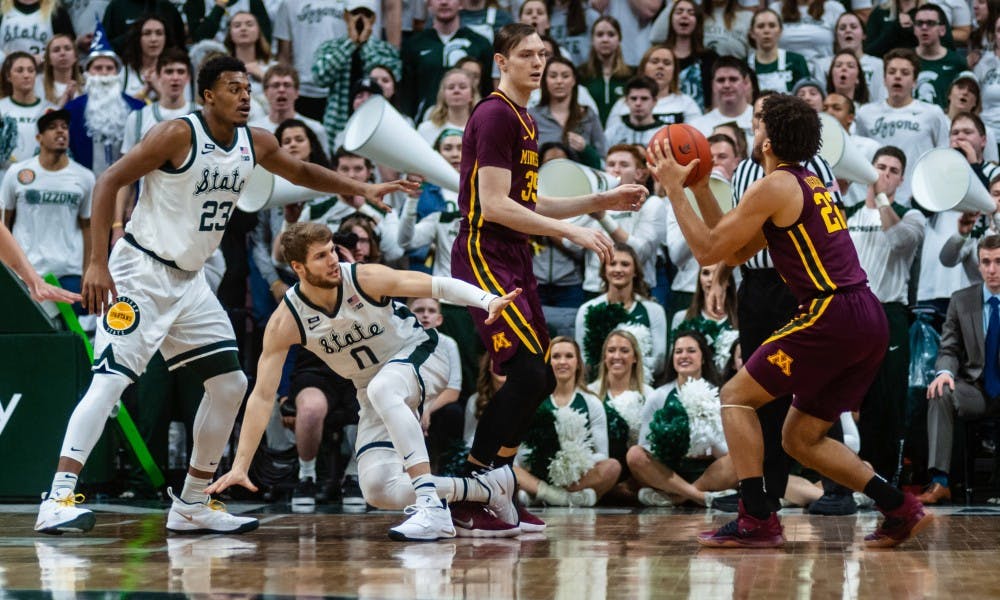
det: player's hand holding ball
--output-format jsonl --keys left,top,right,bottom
{"left": 646, "top": 124, "right": 713, "bottom": 192}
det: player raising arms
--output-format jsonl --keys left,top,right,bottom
{"left": 648, "top": 94, "right": 932, "bottom": 549}
{"left": 207, "top": 222, "right": 528, "bottom": 541}
{"left": 449, "top": 23, "right": 648, "bottom": 535}
{"left": 35, "top": 56, "right": 417, "bottom": 536}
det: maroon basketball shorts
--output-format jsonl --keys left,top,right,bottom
{"left": 744, "top": 286, "right": 889, "bottom": 422}
{"left": 451, "top": 232, "right": 550, "bottom": 371}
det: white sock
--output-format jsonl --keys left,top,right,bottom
{"left": 299, "top": 458, "right": 317, "bottom": 480}
{"left": 430, "top": 475, "right": 490, "bottom": 503}
{"left": 537, "top": 481, "right": 570, "bottom": 505}
{"left": 49, "top": 472, "right": 78, "bottom": 499}
{"left": 412, "top": 474, "right": 438, "bottom": 503}
{"left": 180, "top": 474, "right": 212, "bottom": 504}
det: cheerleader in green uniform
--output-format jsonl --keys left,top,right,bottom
{"left": 516, "top": 337, "right": 622, "bottom": 506}
{"left": 627, "top": 330, "right": 737, "bottom": 507}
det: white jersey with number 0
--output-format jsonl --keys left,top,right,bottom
{"left": 125, "top": 112, "right": 255, "bottom": 271}
{"left": 283, "top": 263, "right": 437, "bottom": 387}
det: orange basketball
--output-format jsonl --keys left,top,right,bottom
{"left": 648, "top": 123, "right": 713, "bottom": 187}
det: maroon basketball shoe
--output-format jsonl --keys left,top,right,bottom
{"left": 450, "top": 501, "right": 521, "bottom": 538}
{"left": 697, "top": 501, "right": 785, "bottom": 548}
{"left": 516, "top": 503, "right": 546, "bottom": 533}
{"left": 864, "top": 493, "right": 935, "bottom": 548}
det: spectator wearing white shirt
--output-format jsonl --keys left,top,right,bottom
{"left": 604, "top": 75, "right": 663, "bottom": 147}
{"left": 417, "top": 68, "right": 477, "bottom": 146}
{"left": 813, "top": 11, "right": 886, "bottom": 102}
{"left": 689, "top": 56, "right": 754, "bottom": 146}
{"left": 247, "top": 65, "right": 330, "bottom": 157}
{"left": 855, "top": 48, "right": 951, "bottom": 205}
{"left": 605, "top": 45, "right": 702, "bottom": 129}
{"left": 769, "top": 0, "right": 844, "bottom": 64}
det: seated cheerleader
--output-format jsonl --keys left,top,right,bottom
{"left": 590, "top": 329, "right": 656, "bottom": 501}
{"left": 516, "top": 337, "right": 622, "bottom": 507}
{"left": 627, "top": 330, "right": 737, "bottom": 507}
{"left": 670, "top": 263, "right": 740, "bottom": 373}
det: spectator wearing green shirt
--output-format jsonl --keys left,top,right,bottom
{"left": 578, "top": 16, "right": 634, "bottom": 127}
{"left": 313, "top": 0, "right": 401, "bottom": 144}
{"left": 399, "top": 0, "right": 492, "bottom": 120}
{"left": 914, "top": 3, "right": 966, "bottom": 108}
{"left": 746, "top": 8, "right": 810, "bottom": 93}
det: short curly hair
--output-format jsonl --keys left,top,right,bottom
{"left": 197, "top": 55, "right": 246, "bottom": 100}
{"left": 761, "top": 94, "right": 820, "bottom": 164}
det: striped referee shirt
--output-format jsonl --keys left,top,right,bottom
{"left": 730, "top": 155, "right": 841, "bottom": 270}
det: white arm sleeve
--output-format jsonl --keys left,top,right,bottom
{"left": 431, "top": 276, "right": 499, "bottom": 310}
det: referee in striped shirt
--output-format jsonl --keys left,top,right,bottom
{"left": 709, "top": 92, "right": 855, "bottom": 515}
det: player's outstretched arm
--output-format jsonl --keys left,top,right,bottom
{"left": 535, "top": 184, "right": 649, "bottom": 220}
{"left": 0, "top": 221, "right": 82, "bottom": 303}
{"left": 250, "top": 129, "right": 419, "bottom": 212}
{"left": 477, "top": 165, "right": 617, "bottom": 263}
{"left": 205, "top": 305, "right": 299, "bottom": 495}
{"left": 82, "top": 120, "right": 192, "bottom": 315}
{"left": 648, "top": 139, "right": 773, "bottom": 266}
{"left": 355, "top": 264, "right": 520, "bottom": 325}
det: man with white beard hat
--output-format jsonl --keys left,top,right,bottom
{"left": 64, "top": 23, "right": 144, "bottom": 176}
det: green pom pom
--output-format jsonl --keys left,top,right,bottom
{"left": 646, "top": 392, "right": 690, "bottom": 468}
{"left": 583, "top": 302, "right": 630, "bottom": 380}
{"left": 605, "top": 403, "right": 630, "bottom": 464}
{"left": 522, "top": 404, "right": 559, "bottom": 481}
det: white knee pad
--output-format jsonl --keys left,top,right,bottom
{"left": 60, "top": 373, "right": 132, "bottom": 464}
{"left": 364, "top": 364, "right": 428, "bottom": 470}
{"left": 190, "top": 370, "right": 247, "bottom": 472}
{"left": 358, "top": 451, "right": 415, "bottom": 509}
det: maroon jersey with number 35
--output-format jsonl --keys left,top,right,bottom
{"left": 454, "top": 91, "right": 540, "bottom": 245}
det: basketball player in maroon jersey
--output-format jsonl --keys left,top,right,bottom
{"left": 449, "top": 22, "right": 648, "bottom": 536}
{"left": 648, "top": 94, "right": 932, "bottom": 548}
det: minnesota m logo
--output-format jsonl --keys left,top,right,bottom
{"left": 767, "top": 349, "right": 793, "bottom": 376}
{"left": 492, "top": 332, "right": 513, "bottom": 352}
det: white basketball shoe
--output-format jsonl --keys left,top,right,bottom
{"left": 35, "top": 490, "right": 96, "bottom": 534}
{"left": 388, "top": 496, "right": 457, "bottom": 542}
{"left": 165, "top": 488, "right": 259, "bottom": 535}
{"left": 475, "top": 465, "right": 519, "bottom": 526}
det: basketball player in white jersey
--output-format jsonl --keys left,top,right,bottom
{"left": 35, "top": 56, "right": 417, "bottom": 535}
{"left": 206, "top": 222, "right": 523, "bottom": 541}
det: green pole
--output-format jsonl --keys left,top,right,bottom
{"left": 44, "top": 274, "right": 165, "bottom": 488}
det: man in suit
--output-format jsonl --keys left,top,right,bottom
{"left": 923, "top": 234, "right": 1000, "bottom": 504}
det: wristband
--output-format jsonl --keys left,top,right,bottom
{"left": 111, "top": 222, "right": 124, "bottom": 229}
{"left": 598, "top": 214, "right": 618, "bottom": 235}
{"left": 874, "top": 193, "right": 891, "bottom": 209}
{"left": 431, "top": 276, "right": 499, "bottom": 311}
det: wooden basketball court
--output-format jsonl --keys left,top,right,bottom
{"left": 2, "top": 503, "right": 999, "bottom": 598}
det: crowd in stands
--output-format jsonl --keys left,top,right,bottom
{"left": 4, "top": 0, "right": 1000, "bottom": 510}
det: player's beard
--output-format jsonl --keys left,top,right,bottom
{"left": 303, "top": 267, "right": 339, "bottom": 290}
{"left": 751, "top": 137, "right": 764, "bottom": 164}
{"left": 83, "top": 74, "right": 130, "bottom": 146}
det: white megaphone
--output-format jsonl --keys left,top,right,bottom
{"left": 818, "top": 112, "right": 878, "bottom": 185}
{"left": 237, "top": 165, "right": 324, "bottom": 212}
{"left": 912, "top": 148, "right": 997, "bottom": 214}
{"left": 343, "top": 95, "right": 459, "bottom": 193}
{"left": 538, "top": 159, "right": 619, "bottom": 197}
{"left": 684, "top": 171, "right": 733, "bottom": 218}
